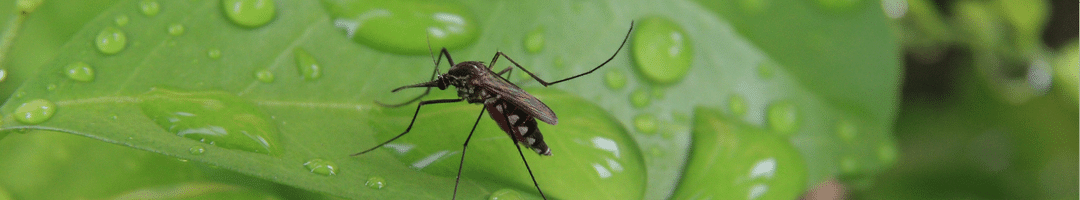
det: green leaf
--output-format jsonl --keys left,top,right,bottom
{"left": 0, "top": 0, "right": 900, "bottom": 199}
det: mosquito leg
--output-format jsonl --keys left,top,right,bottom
{"left": 513, "top": 139, "right": 548, "bottom": 200}
{"left": 351, "top": 98, "right": 464, "bottom": 156}
{"left": 452, "top": 107, "right": 487, "bottom": 200}
{"left": 375, "top": 48, "right": 458, "bottom": 107}
{"left": 491, "top": 21, "right": 634, "bottom": 87}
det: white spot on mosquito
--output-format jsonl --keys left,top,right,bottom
{"left": 525, "top": 137, "right": 536, "bottom": 145}
{"left": 592, "top": 163, "right": 612, "bottom": 179}
{"left": 591, "top": 137, "right": 620, "bottom": 158}
{"left": 411, "top": 150, "right": 454, "bottom": 169}
{"left": 495, "top": 104, "right": 504, "bottom": 112}
{"left": 517, "top": 126, "right": 528, "bottom": 134}
{"left": 508, "top": 114, "right": 520, "bottom": 124}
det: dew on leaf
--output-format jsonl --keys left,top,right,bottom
{"left": 167, "top": 23, "right": 185, "bottom": 36}
{"left": 95, "top": 27, "right": 127, "bottom": 55}
{"left": 631, "top": 17, "right": 693, "bottom": 84}
{"left": 604, "top": 70, "right": 627, "bottom": 90}
{"left": 328, "top": 1, "right": 478, "bottom": 54}
{"left": 365, "top": 176, "right": 386, "bottom": 189}
{"left": 303, "top": 158, "right": 338, "bottom": 176}
{"left": 222, "top": 0, "right": 276, "bottom": 28}
{"left": 294, "top": 48, "right": 321, "bottom": 80}
{"left": 139, "top": 0, "right": 161, "bottom": 16}
{"left": 0, "top": 69, "right": 7, "bottom": 82}
{"left": 14, "top": 99, "right": 56, "bottom": 124}
{"left": 189, "top": 145, "right": 206, "bottom": 155}
{"left": 523, "top": 28, "right": 544, "bottom": 53}
{"left": 64, "top": 62, "right": 95, "bottom": 82}
{"left": 114, "top": 15, "right": 130, "bottom": 26}
{"left": 633, "top": 114, "right": 658, "bottom": 134}
{"left": 766, "top": 100, "right": 799, "bottom": 135}
{"left": 207, "top": 48, "right": 222, "bottom": 59}
{"left": 255, "top": 70, "right": 274, "bottom": 83}
{"left": 630, "top": 87, "right": 650, "bottom": 108}
{"left": 137, "top": 88, "right": 283, "bottom": 155}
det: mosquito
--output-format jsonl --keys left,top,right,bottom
{"left": 351, "top": 21, "right": 633, "bottom": 199}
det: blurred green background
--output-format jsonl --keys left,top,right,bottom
{"left": 0, "top": 0, "right": 1074, "bottom": 199}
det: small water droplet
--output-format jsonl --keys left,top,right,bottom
{"left": 303, "top": 158, "right": 337, "bottom": 176}
{"left": 631, "top": 17, "right": 693, "bottom": 84}
{"left": 207, "top": 48, "right": 222, "bottom": 59}
{"left": 815, "top": 0, "right": 862, "bottom": 13}
{"left": 255, "top": 70, "right": 274, "bottom": 83}
{"left": 45, "top": 84, "right": 57, "bottom": 91}
{"left": 167, "top": 23, "right": 185, "bottom": 36}
{"left": 365, "top": 176, "right": 386, "bottom": 189}
{"left": 523, "top": 28, "right": 544, "bottom": 53}
{"left": 766, "top": 101, "right": 798, "bottom": 135}
{"left": 177, "top": 158, "right": 189, "bottom": 162}
{"left": 604, "top": 70, "right": 627, "bottom": 90}
{"left": 139, "top": 0, "right": 161, "bottom": 16}
{"left": 0, "top": 69, "right": 7, "bottom": 82}
{"left": 727, "top": 94, "right": 747, "bottom": 117}
{"left": 840, "top": 156, "right": 859, "bottom": 174}
{"left": 114, "top": 15, "right": 129, "bottom": 26}
{"left": 329, "top": 1, "right": 478, "bottom": 54}
{"left": 64, "top": 62, "right": 95, "bottom": 82}
{"left": 651, "top": 87, "right": 666, "bottom": 100}
{"left": 14, "top": 99, "right": 56, "bottom": 124}
{"left": 189, "top": 146, "right": 205, "bottom": 155}
{"left": 630, "top": 88, "right": 650, "bottom": 108}
{"left": 95, "top": 27, "right": 127, "bottom": 55}
{"left": 222, "top": 0, "right": 276, "bottom": 28}
{"left": 138, "top": 88, "right": 283, "bottom": 155}
{"left": 633, "top": 114, "right": 658, "bottom": 134}
{"left": 294, "top": 48, "right": 321, "bottom": 80}
{"left": 836, "top": 119, "right": 857, "bottom": 142}
{"left": 488, "top": 188, "right": 524, "bottom": 200}
{"left": 756, "top": 61, "right": 775, "bottom": 80}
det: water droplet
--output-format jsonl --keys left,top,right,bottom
{"left": 189, "top": 146, "right": 205, "bottom": 155}
{"left": 0, "top": 69, "right": 7, "bottom": 82}
{"left": 631, "top": 17, "right": 693, "bottom": 84}
{"left": 877, "top": 142, "right": 897, "bottom": 165}
{"left": 329, "top": 1, "right": 478, "bottom": 54}
{"left": 523, "top": 28, "right": 544, "bottom": 53}
{"left": 207, "top": 48, "right": 222, "bottom": 59}
{"left": 95, "top": 27, "right": 127, "bottom": 55}
{"left": 303, "top": 158, "right": 337, "bottom": 176}
{"left": 138, "top": 88, "right": 283, "bottom": 155}
{"left": 45, "top": 84, "right": 57, "bottom": 91}
{"left": 835, "top": 119, "right": 857, "bottom": 142}
{"left": 840, "top": 156, "right": 859, "bottom": 175}
{"left": 114, "top": 15, "right": 129, "bottom": 26}
{"left": 294, "top": 48, "right": 321, "bottom": 80}
{"left": 488, "top": 188, "right": 524, "bottom": 200}
{"left": 365, "top": 176, "right": 386, "bottom": 189}
{"left": 255, "top": 70, "right": 274, "bottom": 83}
{"left": 64, "top": 62, "right": 95, "bottom": 82}
{"left": 630, "top": 88, "right": 650, "bottom": 108}
{"left": 14, "top": 99, "right": 56, "bottom": 124}
{"left": 815, "top": 0, "right": 862, "bottom": 13}
{"left": 766, "top": 101, "right": 798, "bottom": 135}
{"left": 756, "top": 61, "right": 775, "bottom": 80}
{"left": 167, "top": 23, "right": 185, "bottom": 36}
{"left": 139, "top": 0, "right": 161, "bottom": 16}
{"left": 222, "top": 0, "right": 276, "bottom": 28}
{"left": 16, "top": 0, "right": 44, "bottom": 13}
{"left": 633, "top": 114, "right": 658, "bottom": 134}
{"left": 604, "top": 70, "right": 627, "bottom": 90}
{"left": 727, "top": 94, "right": 747, "bottom": 117}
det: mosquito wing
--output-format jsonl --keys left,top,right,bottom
{"left": 476, "top": 74, "right": 558, "bottom": 125}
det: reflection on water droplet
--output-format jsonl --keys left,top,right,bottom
{"left": 114, "top": 15, "right": 129, "bottom": 26}
{"left": 836, "top": 119, "right": 857, "bottom": 142}
{"left": 138, "top": 88, "right": 283, "bottom": 155}
{"left": 633, "top": 114, "right": 658, "bottom": 134}
{"left": 766, "top": 100, "right": 798, "bottom": 135}
{"left": 64, "top": 62, "right": 95, "bottom": 82}
{"left": 139, "top": 0, "right": 160, "bottom": 16}
{"left": 631, "top": 17, "right": 693, "bottom": 84}
{"left": 293, "top": 48, "right": 321, "bottom": 80}
{"left": 365, "top": 176, "right": 386, "bottom": 189}
{"left": 255, "top": 70, "right": 274, "bottom": 83}
{"left": 207, "top": 48, "right": 222, "bottom": 59}
{"left": 489, "top": 188, "right": 524, "bottom": 200}
{"left": 523, "top": 28, "right": 544, "bottom": 53}
{"left": 630, "top": 88, "right": 650, "bottom": 108}
{"left": 14, "top": 99, "right": 56, "bottom": 124}
{"left": 189, "top": 146, "right": 206, "bottom": 155}
{"left": 604, "top": 70, "right": 627, "bottom": 90}
{"left": 728, "top": 94, "right": 747, "bottom": 117}
{"left": 304, "top": 158, "right": 338, "bottom": 176}
{"left": 591, "top": 136, "right": 620, "bottom": 158}
{"left": 95, "top": 27, "right": 127, "bottom": 55}
{"left": 328, "top": 1, "right": 478, "bottom": 54}
{"left": 749, "top": 158, "right": 777, "bottom": 178}
{"left": 592, "top": 163, "right": 613, "bottom": 178}
{"left": 167, "top": 23, "right": 185, "bottom": 36}
{"left": 0, "top": 69, "right": 7, "bottom": 83}
{"left": 748, "top": 184, "right": 768, "bottom": 200}
{"left": 222, "top": 0, "right": 276, "bottom": 28}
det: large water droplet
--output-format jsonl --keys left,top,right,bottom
{"left": 167, "top": 23, "right": 185, "bottom": 36}
{"left": 14, "top": 99, "right": 56, "bottom": 124}
{"left": 293, "top": 49, "right": 321, "bottom": 80}
{"left": 835, "top": 119, "right": 857, "bottom": 142}
{"left": 189, "top": 146, "right": 206, "bottom": 155}
{"left": 727, "top": 94, "right": 747, "bottom": 117}
{"left": 207, "top": 48, "right": 222, "bottom": 59}
{"left": 64, "top": 62, "right": 95, "bottom": 82}
{"left": 523, "top": 28, "right": 544, "bottom": 53}
{"left": 633, "top": 114, "right": 658, "bottom": 134}
{"left": 328, "top": 1, "right": 478, "bottom": 54}
{"left": 222, "top": 0, "right": 276, "bottom": 28}
{"left": 138, "top": 88, "right": 283, "bottom": 155}
{"left": 489, "top": 188, "right": 524, "bottom": 200}
{"left": 95, "top": 27, "right": 127, "bottom": 55}
{"left": 255, "top": 70, "right": 274, "bottom": 83}
{"left": 631, "top": 17, "right": 693, "bottom": 84}
{"left": 630, "top": 87, "right": 650, "bottom": 108}
{"left": 139, "top": 0, "right": 161, "bottom": 16}
{"left": 114, "top": 15, "right": 130, "bottom": 26}
{"left": 365, "top": 176, "right": 386, "bottom": 189}
{"left": 766, "top": 101, "right": 798, "bottom": 135}
{"left": 604, "top": 70, "right": 627, "bottom": 90}
{"left": 303, "top": 158, "right": 338, "bottom": 176}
